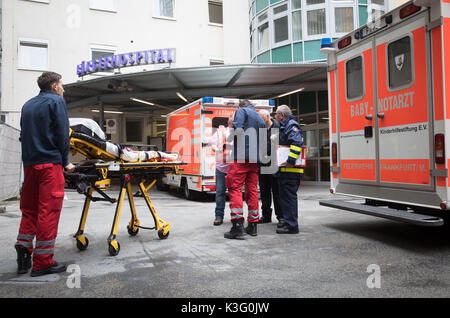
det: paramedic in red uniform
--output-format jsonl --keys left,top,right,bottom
{"left": 224, "top": 100, "right": 266, "bottom": 239}
{"left": 15, "top": 71, "right": 75, "bottom": 276}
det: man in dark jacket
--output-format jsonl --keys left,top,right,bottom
{"left": 275, "top": 105, "right": 303, "bottom": 234}
{"left": 224, "top": 99, "right": 266, "bottom": 239}
{"left": 257, "top": 110, "right": 282, "bottom": 226}
{"left": 15, "top": 71, "right": 74, "bottom": 276}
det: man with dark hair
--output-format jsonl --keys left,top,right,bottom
{"left": 224, "top": 99, "right": 266, "bottom": 239}
{"left": 15, "top": 71, "right": 75, "bottom": 276}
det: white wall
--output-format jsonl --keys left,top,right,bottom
{"left": 1, "top": 0, "right": 249, "bottom": 129}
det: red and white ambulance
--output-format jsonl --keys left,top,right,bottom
{"left": 320, "top": 0, "right": 450, "bottom": 226}
{"left": 161, "top": 97, "right": 274, "bottom": 200}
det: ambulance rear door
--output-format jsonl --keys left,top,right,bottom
{"left": 336, "top": 40, "right": 377, "bottom": 185}
{"left": 374, "top": 8, "right": 433, "bottom": 190}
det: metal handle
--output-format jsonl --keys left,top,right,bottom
{"left": 377, "top": 113, "right": 385, "bottom": 119}
{"left": 365, "top": 114, "right": 373, "bottom": 120}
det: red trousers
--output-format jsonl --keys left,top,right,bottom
{"left": 226, "top": 161, "right": 259, "bottom": 223}
{"left": 15, "top": 164, "right": 65, "bottom": 270}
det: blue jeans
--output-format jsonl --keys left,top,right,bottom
{"left": 215, "top": 169, "right": 227, "bottom": 218}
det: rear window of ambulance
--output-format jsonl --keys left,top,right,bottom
{"left": 346, "top": 56, "right": 364, "bottom": 100}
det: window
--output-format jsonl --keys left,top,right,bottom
{"left": 307, "top": 9, "right": 326, "bottom": 36}
{"left": 258, "top": 22, "right": 270, "bottom": 51}
{"left": 91, "top": 46, "right": 116, "bottom": 73}
{"left": 154, "top": 0, "right": 175, "bottom": 18}
{"left": 388, "top": 36, "right": 412, "bottom": 90}
{"left": 346, "top": 56, "right": 364, "bottom": 100}
{"left": 24, "top": 0, "right": 49, "bottom": 3}
{"left": 210, "top": 59, "right": 224, "bottom": 65}
{"left": 371, "top": 0, "right": 384, "bottom": 5}
{"left": 126, "top": 119, "right": 143, "bottom": 142}
{"left": 335, "top": 7, "right": 354, "bottom": 33}
{"left": 209, "top": 1, "right": 223, "bottom": 24}
{"left": 272, "top": 3, "right": 289, "bottom": 45}
{"left": 18, "top": 39, "right": 48, "bottom": 71}
{"left": 292, "top": 10, "right": 302, "bottom": 41}
{"left": 274, "top": 16, "right": 289, "bottom": 43}
{"left": 89, "top": 0, "right": 116, "bottom": 12}
{"left": 291, "top": 0, "right": 301, "bottom": 9}
{"left": 306, "top": 0, "right": 325, "bottom": 4}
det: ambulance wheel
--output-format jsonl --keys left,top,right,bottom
{"left": 127, "top": 224, "right": 139, "bottom": 236}
{"left": 76, "top": 237, "right": 89, "bottom": 251}
{"left": 108, "top": 242, "right": 120, "bottom": 256}
{"left": 158, "top": 229, "right": 169, "bottom": 240}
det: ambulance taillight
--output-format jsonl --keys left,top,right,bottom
{"left": 435, "top": 134, "right": 445, "bottom": 165}
{"left": 399, "top": 3, "right": 421, "bottom": 19}
{"left": 332, "top": 142, "right": 337, "bottom": 164}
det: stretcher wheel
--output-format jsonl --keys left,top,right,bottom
{"left": 76, "top": 236, "right": 89, "bottom": 251}
{"left": 127, "top": 224, "right": 139, "bottom": 236}
{"left": 158, "top": 229, "right": 169, "bottom": 240}
{"left": 108, "top": 241, "right": 120, "bottom": 256}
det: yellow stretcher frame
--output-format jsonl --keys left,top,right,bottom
{"left": 68, "top": 130, "right": 183, "bottom": 256}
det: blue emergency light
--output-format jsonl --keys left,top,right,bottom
{"left": 320, "top": 38, "right": 332, "bottom": 49}
{"left": 202, "top": 97, "right": 214, "bottom": 103}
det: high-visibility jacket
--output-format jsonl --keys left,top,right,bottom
{"left": 279, "top": 114, "right": 304, "bottom": 174}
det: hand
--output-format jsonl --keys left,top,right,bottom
{"left": 284, "top": 162, "right": 294, "bottom": 168}
{"left": 65, "top": 163, "right": 75, "bottom": 173}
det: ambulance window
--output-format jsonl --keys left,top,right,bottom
{"left": 346, "top": 56, "right": 364, "bottom": 100}
{"left": 388, "top": 36, "right": 412, "bottom": 89}
{"left": 212, "top": 117, "right": 229, "bottom": 133}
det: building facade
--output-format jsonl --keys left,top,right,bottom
{"left": 249, "top": 0, "right": 389, "bottom": 182}
{"left": 0, "top": 0, "right": 250, "bottom": 145}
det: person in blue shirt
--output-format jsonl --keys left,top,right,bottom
{"left": 224, "top": 99, "right": 266, "bottom": 239}
{"left": 15, "top": 72, "right": 75, "bottom": 277}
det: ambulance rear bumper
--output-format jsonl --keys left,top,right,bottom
{"left": 319, "top": 199, "right": 444, "bottom": 227}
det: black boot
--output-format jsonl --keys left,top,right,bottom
{"left": 246, "top": 222, "right": 257, "bottom": 236}
{"left": 16, "top": 246, "right": 32, "bottom": 274}
{"left": 224, "top": 218, "right": 246, "bottom": 239}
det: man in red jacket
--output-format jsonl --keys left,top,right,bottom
{"left": 15, "top": 72, "right": 75, "bottom": 276}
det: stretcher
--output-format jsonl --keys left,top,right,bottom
{"left": 65, "top": 119, "right": 184, "bottom": 256}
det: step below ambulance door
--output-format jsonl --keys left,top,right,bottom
{"left": 374, "top": 11, "right": 433, "bottom": 190}
{"left": 337, "top": 40, "right": 377, "bottom": 185}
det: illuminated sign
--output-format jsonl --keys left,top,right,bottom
{"left": 77, "top": 48, "right": 176, "bottom": 77}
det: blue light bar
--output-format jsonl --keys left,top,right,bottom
{"left": 269, "top": 100, "right": 275, "bottom": 106}
{"left": 320, "top": 38, "right": 332, "bottom": 49}
{"left": 202, "top": 97, "right": 214, "bottom": 103}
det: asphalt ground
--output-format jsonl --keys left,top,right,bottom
{"left": 0, "top": 184, "right": 449, "bottom": 300}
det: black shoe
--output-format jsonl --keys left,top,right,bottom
{"left": 245, "top": 222, "right": 257, "bottom": 236}
{"left": 213, "top": 217, "right": 223, "bottom": 226}
{"left": 276, "top": 226, "right": 299, "bottom": 234}
{"left": 277, "top": 219, "right": 285, "bottom": 228}
{"left": 16, "top": 246, "right": 32, "bottom": 275}
{"left": 30, "top": 262, "right": 67, "bottom": 277}
{"left": 224, "top": 219, "right": 246, "bottom": 240}
{"left": 258, "top": 217, "right": 271, "bottom": 224}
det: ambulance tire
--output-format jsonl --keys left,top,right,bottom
{"left": 156, "top": 176, "right": 169, "bottom": 191}
{"left": 182, "top": 178, "right": 198, "bottom": 201}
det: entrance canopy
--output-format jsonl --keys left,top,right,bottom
{"left": 64, "top": 63, "right": 327, "bottom": 114}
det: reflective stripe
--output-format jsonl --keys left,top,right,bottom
{"left": 231, "top": 208, "right": 243, "bottom": 213}
{"left": 17, "top": 234, "right": 35, "bottom": 241}
{"left": 290, "top": 145, "right": 302, "bottom": 152}
{"left": 15, "top": 241, "right": 33, "bottom": 248}
{"left": 289, "top": 152, "right": 299, "bottom": 159}
{"left": 36, "top": 240, "right": 56, "bottom": 247}
{"left": 280, "top": 167, "right": 304, "bottom": 173}
{"left": 34, "top": 248, "right": 54, "bottom": 255}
